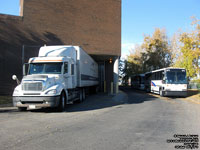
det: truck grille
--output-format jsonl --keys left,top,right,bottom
{"left": 22, "top": 82, "right": 43, "bottom": 91}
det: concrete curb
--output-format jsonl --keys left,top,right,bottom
{"left": 0, "top": 103, "right": 12, "bottom": 107}
{"left": 0, "top": 106, "right": 16, "bottom": 112}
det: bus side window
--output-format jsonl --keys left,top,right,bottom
{"left": 158, "top": 71, "right": 161, "bottom": 80}
{"left": 153, "top": 73, "right": 156, "bottom": 80}
{"left": 156, "top": 72, "right": 159, "bottom": 80}
{"left": 161, "top": 71, "right": 164, "bottom": 80}
{"left": 152, "top": 73, "right": 154, "bottom": 80}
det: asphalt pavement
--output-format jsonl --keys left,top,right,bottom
{"left": 0, "top": 87, "right": 199, "bottom": 150}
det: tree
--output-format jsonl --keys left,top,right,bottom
{"left": 127, "top": 44, "right": 145, "bottom": 75}
{"left": 174, "top": 17, "right": 200, "bottom": 78}
{"left": 141, "top": 28, "right": 172, "bottom": 71}
{"left": 121, "top": 28, "right": 172, "bottom": 84}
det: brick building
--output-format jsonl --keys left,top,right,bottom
{"left": 0, "top": 0, "right": 121, "bottom": 95}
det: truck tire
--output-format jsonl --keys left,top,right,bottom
{"left": 18, "top": 107, "right": 27, "bottom": 111}
{"left": 82, "top": 88, "right": 85, "bottom": 101}
{"left": 57, "top": 92, "right": 66, "bottom": 112}
{"left": 78, "top": 88, "right": 83, "bottom": 103}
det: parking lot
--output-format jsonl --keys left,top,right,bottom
{"left": 0, "top": 87, "right": 199, "bottom": 150}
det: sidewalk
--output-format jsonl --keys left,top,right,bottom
{"left": 0, "top": 96, "right": 15, "bottom": 112}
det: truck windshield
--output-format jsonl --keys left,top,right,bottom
{"left": 166, "top": 70, "right": 187, "bottom": 84}
{"left": 28, "top": 63, "right": 62, "bottom": 75}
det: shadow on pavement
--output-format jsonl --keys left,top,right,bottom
{"left": 120, "top": 86, "right": 158, "bottom": 104}
{"left": 65, "top": 93, "right": 124, "bottom": 113}
{"left": 0, "top": 86, "right": 159, "bottom": 113}
{"left": 187, "top": 89, "right": 199, "bottom": 97}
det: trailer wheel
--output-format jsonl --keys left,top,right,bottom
{"left": 18, "top": 107, "right": 27, "bottom": 111}
{"left": 78, "top": 88, "right": 83, "bottom": 103}
{"left": 82, "top": 88, "right": 86, "bottom": 101}
{"left": 57, "top": 92, "right": 66, "bottom": 112}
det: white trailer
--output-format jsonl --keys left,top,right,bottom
{"left": 12, "top": 45, "right": 98, "bottom": 111}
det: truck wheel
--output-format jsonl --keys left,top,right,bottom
{"left": 18, "top": 107, "right": 27, "bottom": 111}
{"left": 82, "top": 88, "right": 85, "bottom": 101}
{"left": 58, "top": 92, "right": 66, "bottom": 112}
{"left": 78, "top": 89, "right": 83, "bottom": 103}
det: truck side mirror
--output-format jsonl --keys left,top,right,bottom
{"left": 64, "top": 74, "right": 69, "bottom": 78}
{"left": 12, "top": 75, "right": 20, "bottom": 85}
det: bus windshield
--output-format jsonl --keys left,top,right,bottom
{"left": 28, "top": 63, "right": 63, "bottom": 75}
{"left": 166, "top": 70, "right": 187, "bottom": 84}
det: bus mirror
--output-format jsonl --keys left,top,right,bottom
{"left": 162, "top": 80, "right": 166, "bottom": 84}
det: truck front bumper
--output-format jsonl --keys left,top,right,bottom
{"left": 13, "top": 96, "right": 60, "bottom": 108}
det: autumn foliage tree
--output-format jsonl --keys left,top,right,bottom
{"left": 174, "top": 17, "right": 200, "bottom": 78}
{"left": 124, "top": 28, "right": 172, "bottom": 78}
{"left": 121, "top": 18, "right": 200, "bottom": 84}
{"left": 142, "top": 28, "right": 172, "bottom": 71}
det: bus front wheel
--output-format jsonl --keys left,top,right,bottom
{"left": 159, "top": 89, "right": 164, "bottom": 97}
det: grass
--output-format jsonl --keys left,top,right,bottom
{"left": 0, "top": 96, "right": 12, "bottom": 105}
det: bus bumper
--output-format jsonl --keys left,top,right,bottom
{"left": 164, "top": 91, "right": 187, "bottom": 97}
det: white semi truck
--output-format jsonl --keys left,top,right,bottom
{"left": 12, "top": 45, "right": 98, "bottom": 111}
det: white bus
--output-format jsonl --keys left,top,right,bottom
{"left": 131, "top": 74, "right": 145, "bottom": 90}
{"left": 149, "top": 67, "right": 187, "bottom": 97}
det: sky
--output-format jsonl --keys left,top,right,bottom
{"left": 0, "top": 0, "right": 200, "bottom": 59}
{"left": 122, "top": 0, "right": 200, "bottom": 58}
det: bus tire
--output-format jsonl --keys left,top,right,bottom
{"left": 159, "top": 88, "right": 164, "bottom": 97}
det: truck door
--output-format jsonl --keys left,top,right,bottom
{"left": 63, "top": 62, "right": 69, "bottom": 89}
{"left": 71, "top": 63, "right": 76, "bottom": 88}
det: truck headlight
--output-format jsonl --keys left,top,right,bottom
{"left": 13, "top": 89, "right": 20, "bottom": 96}
{"left": 45, "top": 89, "right": 57, "bottom": 95}
{"left": 14, "top": 89, "right": 19, "bottom": 93}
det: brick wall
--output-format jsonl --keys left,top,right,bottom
{"left": 22, "top": 0, "right": 121, "bottom": 56}
{"left": 0, "top": 14, "right": 64, "bottom": 94}
{"left": 0, "top": 0, "right": 121, "bottom": 95}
